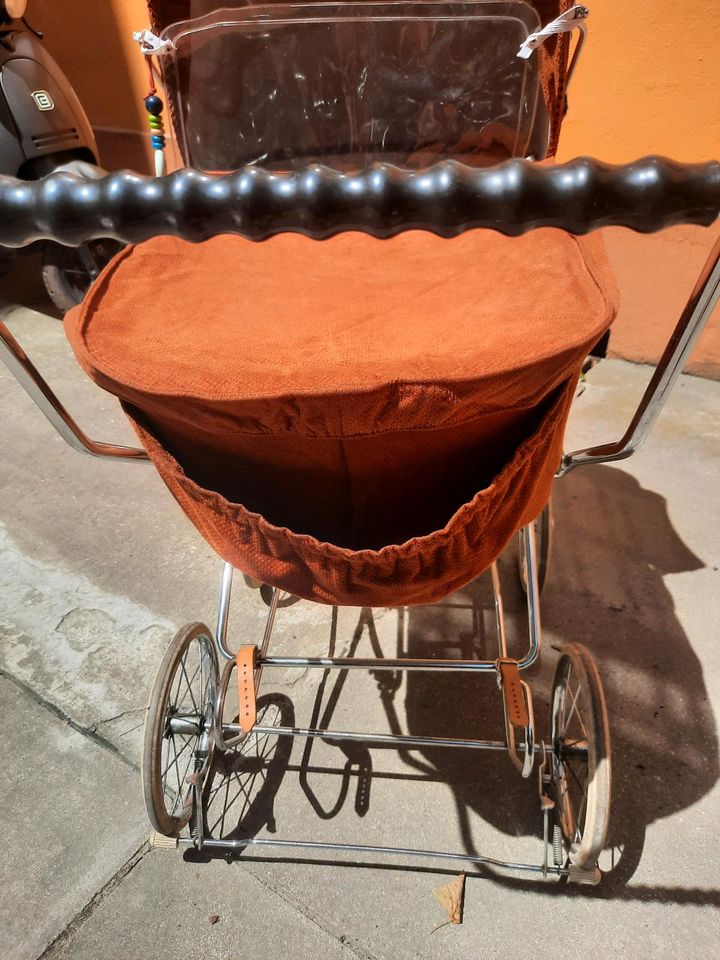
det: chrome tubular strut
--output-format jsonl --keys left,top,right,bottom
{"left": 215, "top": 562, "right": 235, "bottom": 662}
{"left": 172, "top": 835, "right": 567, "bottom": 876}
{"left": 491, "top": 539, "right": 539, "bottom": 780}
{"left": 214, "top": 563, "right": 281, "bottom": 668}
{"left": 522, "top": 523, "right": 542, "bottom": 669}
{"left": 255, "top": 587, "right": 280, "bottom": 692}
{"left": 261, "top": 655, "right": 516, "bottom": 672}
{"left": 559, "top": 234, "right": 720, "bottom": 474}
{"left": 0, "top": 317, "right": 148, "bottom": 461}
{"left": 222, "top": 722, "right": 547, "bottom": 752}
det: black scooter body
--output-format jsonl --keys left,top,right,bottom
{"left": 0, "top": 19, "right": 123, "bottom": 312}
{"left": 0, "top": 26, "right": 98, "bottom": 177}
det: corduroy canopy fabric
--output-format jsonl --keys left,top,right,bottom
{"left": 65, "top": 228, "right": 618, "bottom": 605}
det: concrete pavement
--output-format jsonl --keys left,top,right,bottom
{"left": 1, "top": 255, "right": 718, "bottom": 959}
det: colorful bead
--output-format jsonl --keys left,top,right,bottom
{"left": 144, "top": 94, "right": 164, "bottom": 116}
{"left": 143, "top": 89, "right": 166, "bottom": 172}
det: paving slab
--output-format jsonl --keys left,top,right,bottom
{"left": 44, "top": 848, "right": 352, "bottom": 960}
{"left": 0, "top": 677, "right": 147, "bottom": 960}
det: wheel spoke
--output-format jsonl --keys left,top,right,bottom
{"left": 207, "top": 775, "right": 228, "bottom": 806}
{"left": 221, "top": 773, "right": 252, "bottom": 823}
{"left": 183, "top": 657, "right": 203, "bottom": 703}
{"left": 168, "top": 735, "right": 183, "bottom": 800}
{"left": 170, "top": 668, "right": 185, "bottom": 714}
{"left": 572, "top": 790, "right": 589, "bottom": 844}
{"left": 177, "top": 748, "right": 196, "bottom": 801}
{"left": 164, "top": 733, "right": 194, "bottom": 778}
{"left": 566, "top": 682, "right": 588, "bottom": 740}
{"left": 207, "top": 716, "right": 276, "bottom": 837}
{"left": 170, "top": 650, "right": 200, "bottom": 714}
{"left": 179, "top": 656, "right": 200, "bottom": 714}
{"left": 558, "top": 663, "right": 573, "bottom": 734}
{"left": 565, "top": 757, "right": 586, "bottom": 793}
{"left": 258, "top": 735, "right": 277, "bottom": 762}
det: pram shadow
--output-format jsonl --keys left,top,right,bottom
{"left": 192, "top": 466, "right": 719, "bottom": 905}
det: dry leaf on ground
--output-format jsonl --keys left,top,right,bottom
{"left": 431, "top": 873, "right": 465, "bottom": 931}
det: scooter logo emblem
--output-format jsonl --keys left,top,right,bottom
{"left": 31, "top": 90, "right": 55, "bottom": 111}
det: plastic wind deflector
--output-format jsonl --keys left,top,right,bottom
{"left": 160, "top": 1, "right": 548, "bottom": 170}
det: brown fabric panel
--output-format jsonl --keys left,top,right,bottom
{"left": 65, "top": 229, "right": 617, "bottom": 437}
{"left": 541, "top": 0, "right": 574, "bottom": 156}
{"left": 146, "top": 418, "right": 355, "bottom": 546}
{"left": 132, "top": 399, "right": 549, "bottom": 551}
{"left": 336, "top": 402, "right": 549, "bottom": 549}
{"left": 121, "top": 377, "right": 575, "bottom": 606}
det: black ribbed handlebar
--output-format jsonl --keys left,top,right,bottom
{"left": 0, "top": 157, "right": 718, "bottom": 247}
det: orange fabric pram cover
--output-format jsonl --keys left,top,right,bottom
{"left": 65, "top": 229, "right": 617, "bottom": 606}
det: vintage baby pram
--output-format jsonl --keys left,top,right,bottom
{"left": 0, "top": 1, "right": 719, "bottom": 885}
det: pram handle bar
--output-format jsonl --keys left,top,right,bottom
{"left": 0, "top": 156, "right": 718, "bottom": 247}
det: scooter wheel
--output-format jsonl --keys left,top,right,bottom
{"left": 41, "top": 239, "right": 124, "bottom": 313}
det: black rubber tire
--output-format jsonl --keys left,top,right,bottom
{"left": 142, "top": 623, "right": 218, "bottom": 837}
{"left": 550, "top": 642, "right": 612, "bottom": 868}
{"left": 41, "top": 239, "right": 124, "bottom": 313}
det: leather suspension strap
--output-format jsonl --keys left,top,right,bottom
{"left": 235, "top": 645, "right": 258, "bottom": 733}
{"left": 496, "top": 658, "right": 530, "bottom": 728}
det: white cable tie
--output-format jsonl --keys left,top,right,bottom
{"left": 517, "top": 5, "right": 589, "bottom": 59}
{"left": 132, "top": 29, "right": 174, "bottom": 56}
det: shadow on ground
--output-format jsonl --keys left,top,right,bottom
{"left": 187, "top": 465, "right": 719, "bottom": 905}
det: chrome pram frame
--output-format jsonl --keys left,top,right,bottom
{"left": 1, "top": 159, "right": 719, "bottom": 884}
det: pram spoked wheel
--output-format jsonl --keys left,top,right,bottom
{"left": 142, "top": 623, "right": 218, "bottom": 836}
{"left": 203, "top": 672, "right": 291, "bottom": 842}
{"left": 550, "top": 642, "right": 611, "bottom": 868}
{"left": 518, "top": 501, "right": 552, "bottom": 593}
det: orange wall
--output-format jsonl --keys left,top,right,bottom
{"left": 558, "top": 0, "right": 720, "bottom": 164}
{"left": 556, "top": 0, "right": 720, "bottom": 377}
{"left": 33, "top": 0, "right": 149, "bottom": 131}
{"left": 30, "top": 0, "right": 720, "bottom": 375}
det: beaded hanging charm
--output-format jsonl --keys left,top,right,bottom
{"left": 144, "top": 60, "right": 167, "bottom": 177}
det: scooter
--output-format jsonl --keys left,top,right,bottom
{"left": 0, "top": 1, "right": 123, "bottom": 311}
